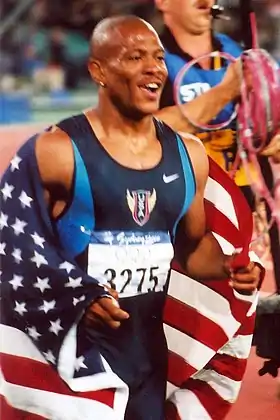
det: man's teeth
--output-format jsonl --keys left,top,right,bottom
{"left": 143, "top": 83, "right": 160, "bottom": 92}
{"left": 146, "top": 83, "right": 159, "bottom": 89}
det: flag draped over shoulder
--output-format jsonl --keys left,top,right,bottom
{"left": 0, "top": 137, "right": 129, "bottom": 420}
{"left": 0, "top": 138, "right": 259, "bottom": 420}
{"left": 164, "top": 159, "right": 259, "bottom": 420}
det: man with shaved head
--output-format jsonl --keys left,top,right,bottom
{"left": 0, "top": 16, "right": 262, "bottom": 419}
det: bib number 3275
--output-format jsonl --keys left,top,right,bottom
{"left": 87, "top": 231, "right": 174, "bottom": 297}
{"left": 104, "top": 266, "right": 160, "bottom": 294}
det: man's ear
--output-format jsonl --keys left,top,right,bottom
{"left": 154, "top": 0, "right": 170, "bottom": 13}
{"left": 88, "top": 58, "right": 106, "bottom": 87}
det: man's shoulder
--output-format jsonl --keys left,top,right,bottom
{"left": 35, "top": 112, "right": 86, "bottom": 152}
{"left": 180, "top": 133, "right": 209, "bottom": 188}
{"left": 34, "top": 121, "right": 76, "bottom": 186}
{"left": 35, "top": 125, "right": 71, "bottom": 152}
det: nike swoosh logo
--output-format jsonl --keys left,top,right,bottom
{"left": 163, "top": 173, "right": 180, "bottom": 183}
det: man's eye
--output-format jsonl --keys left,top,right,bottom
{"left": 129, "top": 56, "right": 141, "bottom": 61}
{"left": 157, "top": 56, "right": 165, "bottom": 61}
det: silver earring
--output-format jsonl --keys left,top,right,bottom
{"left": 100, "top": 82, "right": 105, "bottom": 87}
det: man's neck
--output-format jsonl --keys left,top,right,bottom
{"left": 167, "top": 25, "right": 213, "bottom": 58}
{"left": 92, "top": 98, "right": 155, "bottom": 141}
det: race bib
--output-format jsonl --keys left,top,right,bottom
{"left": 87, "top": 231, "right": 174, "bottom": 297}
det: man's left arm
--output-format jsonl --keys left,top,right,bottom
{"left": 175, "top": 135, "right": 263, "bottom": 294}
{"left": 155, "top": 60, "right": 242, "bottom": 135}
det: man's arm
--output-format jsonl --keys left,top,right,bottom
{"left": 175, "top": 135, "right": 261, "bottom": 293}
{"left": 174, "top": 136, "right": 227, "bottom": 279}
{"left": 35, "top": 127, "right": 75, "bottom": 218}
{"left": 155, "top": 61, "right": 241, "bottom": 134}
{"left": 35, "top": 129, "right": 129, "bottom": 328}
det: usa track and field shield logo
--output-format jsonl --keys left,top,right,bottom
{"left": 126, "top": 189, "right": 157, "bottom": 226}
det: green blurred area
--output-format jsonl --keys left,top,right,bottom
{"left": 32, "top": 29, "right": 89, "bottom": 64}
{"left": 31, "top": 89, "right": 98, "bottom": 124}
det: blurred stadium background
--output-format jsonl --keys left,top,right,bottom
{"left": 0, "top": 0, "right": 280, "bottom": 124}
{"left": 0, "top": 1, "right": 279, "bottom": 418}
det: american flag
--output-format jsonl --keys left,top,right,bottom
{"left": 0, "top": 138, "right": 259, "bottom": 419}
{"left": 164, "top": 158, "right": 260, "bottom": 419}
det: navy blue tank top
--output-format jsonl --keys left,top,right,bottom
{"left": 55, "top": 114, "right": 196, "bottom": 388}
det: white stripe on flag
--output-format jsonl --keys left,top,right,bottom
{"left": 168, "top": 271, "right": 241, "bottom": 337}
{"left": 169, "top": 388, "right": 212, "bottom": 420}
{"left": 1, "top": 324, "right": 129, "bottom": 413}
{"left": 0, "top": 371, "right": 117, "bottom": 420}
{"left": 166, "top": 381, "right": 178, "bottom": 398}
{"left": 192, "top": 369, "right": 242, "bottom": 403}
{"left": 212, "top": 232, "right": 236, "bottom": 255}
{"left": 0, "top": 324, "right": 46, "bottom": 363}
{"left": 205, "top": 177, "right": 239, "bottom": 228}
{"left": 218, "top": 334, "right": 253, "bottom": 359}
{"left": 164, "top": 325, "right": 215, "bottom": 371}
{"left": 233, "top": 289, "right": 258, "bottom": 305}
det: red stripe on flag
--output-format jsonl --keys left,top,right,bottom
{"left": 208, "top": 159, "right": 253, "bottom": 238}
{"left": 207, "top": 282, "right": 253, "bottom": 322}
{"left": 235, "top": 313, "right": 256, "bottom": 336}
{"left": 205, "top": 200, "right": 245, "bottom": 249}
{"left": 0, "top": 396, "right": 46, "bottom": 420}
{"left": 164, "top": 296, "right": 229, "bottom": 351}
{"left": 0, "top": 353, "right": 115, "bottom": 407}
{"left": 168, "top": 350, "right": 197, "bottom": 387}
{"left": 184, "top": 378, "right": 232, "bottom": 420}
{"left": 165, "top": 400, "right": 181, "bottom": 420}
{"left": 206, "top": 353, "right": 248, "bottom": 381}
{"left": 170, "top": 265, "right": 252, "bottom": 323}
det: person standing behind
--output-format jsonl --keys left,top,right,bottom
{"left": 155, "top": 0, "right": 280, "bottom": 294}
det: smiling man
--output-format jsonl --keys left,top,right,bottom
{"left": 0, "top": 16, "right": 262, "bottom": 420}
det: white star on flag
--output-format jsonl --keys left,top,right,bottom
{"left": 12, "top": 248, "right": 22, "bottom": 264}
{"left": 30, "top": 232, "right": 45, "bottom": 249}
{"left": 65, "top": 277, "right": 82, "bottom": 289}
{"left": 49, "top": 319, "right": 63, "bottom": 336}
{"left": 10, "top": 154, "right": 22, "bottom": 172}
{"left": 11, "top": 218, "right": 27, "bottom": 236}
{"left": 59, "top": 261, "right": 75, "bottom": 274}
{"left": 14, "top": 301, "right": 27, "bottom": 316}
{"left": 1, "top": 182, "right": 14, "bottom": 200}
{"left": 10, "top": 275, "right": 24, "bottom": 291}
{"left": 0, "top": 242, "right": 6, "bottom": 255}
{"left": 39, "top": 299, "right": 56, "bottom": 314}
{"left": 75, "top": 356, "right": 88, "bottom": 372}
{"left": 0, "top": 212, "right": 8, "bottom": 230}
{"left": 19, "top": 190, "right": 33, "bottom": 208}
{"left": 73, "top": 295, "right": 86, "bottom": 306}
{"left": 27, "top": 326, "right": 42, "bottom": 341}
{"left": 43, "top": 350, "right": 56, "bottom": 364}
{"left": 33, "top": 277, "right": 51, "bottom": 293}
{"left": 30, "top": 251, "right": 48, "bottom": 268}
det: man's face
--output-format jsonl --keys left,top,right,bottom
{"left": 157, "top": 0, "right": 215, "bottom": 35}
{"left": 95, "top": 22, "right": 168, "bottom": 118}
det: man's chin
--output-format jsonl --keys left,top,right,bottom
{"left": 137, "top": 102, "right": 160, "bottom": 117}
{"left": 191, "top": 18, "right": 212, "bottom": 35}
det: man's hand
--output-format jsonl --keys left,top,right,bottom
{"left": 221, "top": 59, "right": 252, "bottom": 102}
{"left": 220, "top": 60, "right": 242, "bottom": 100}
{"left": 261, "top": 133, "right": 280, "bottom": 163}
{"left": 84, "top": 288, "right": 129, "bottom": 329}
{"left": 224, "top": 259, "right": 262, "bottom": 295}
